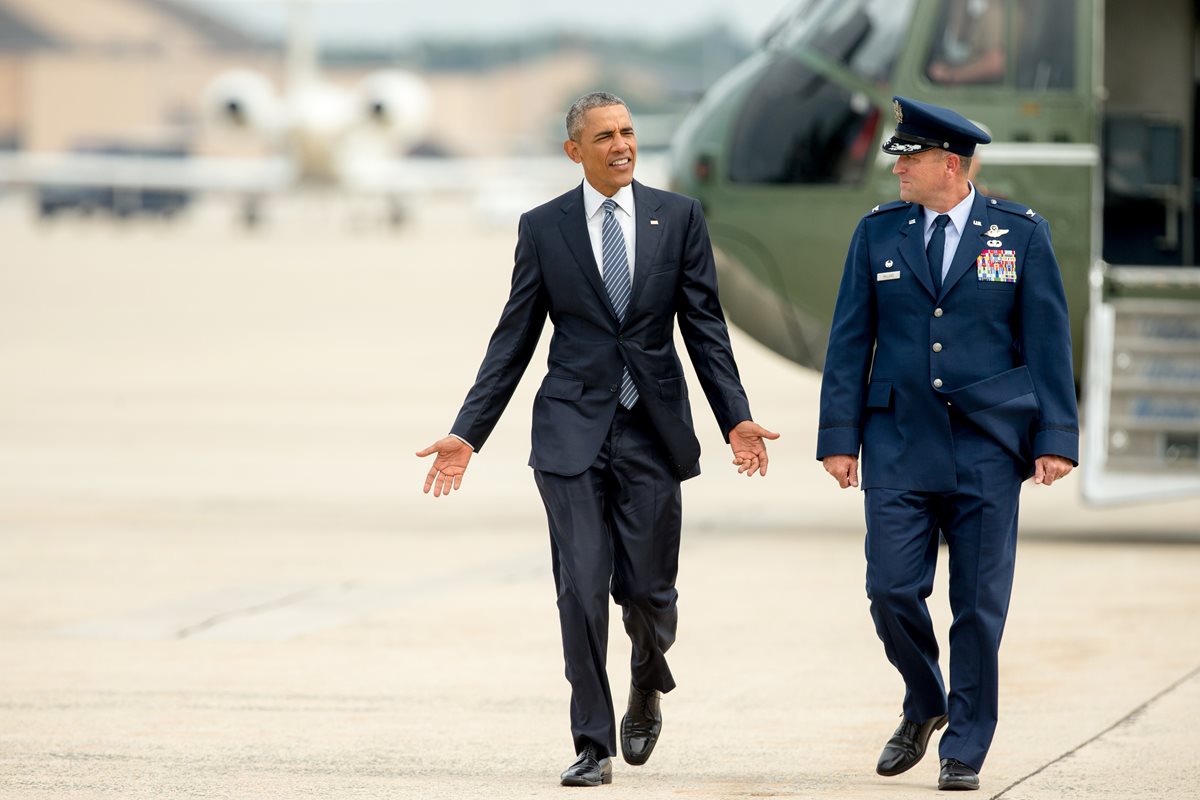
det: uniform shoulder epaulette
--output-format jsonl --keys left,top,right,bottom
{"left": 867, "top": 200, "right": 911, "bottom": 216}
{"left": 984, "top": 196, "right": 1042, "bottom": 223}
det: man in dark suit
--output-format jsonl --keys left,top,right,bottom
{"left": 817, "top": 96, "right": 1078, "bottom": 792}
{"left": 417, "top": 92, "right": 777, "bottom": 787}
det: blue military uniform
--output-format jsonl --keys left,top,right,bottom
{"left": 817, "top": 97, "right": 1079, "bottom": 774}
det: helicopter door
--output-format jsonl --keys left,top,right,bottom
{"left": 1101, "top": 0, "right": 1196, "bottom": 266}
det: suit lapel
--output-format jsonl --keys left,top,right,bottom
{"left": 939, "top": 191, "right": 990, "bottom": 298}
{"left": 558, "top": 186, "right": 617, "bottom": 320}
{"left": 897, "top": 205, "right": 936, "bottom": 299}
{"left": 628, "top": 180, "right": 664, "bottom": 313}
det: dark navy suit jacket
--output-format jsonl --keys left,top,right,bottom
{"left": 452, "top": 180, "right": 752, "bottom": 480}
{"left": 817, "top": 192, "right": 1079, "bottom": 491}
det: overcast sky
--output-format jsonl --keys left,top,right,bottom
{"left": 175, "top": 0, "right": 797, "bottom": 46}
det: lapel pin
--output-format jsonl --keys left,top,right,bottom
{"left": 972, "top": 220, "right": 982, "bottom": 227}
{"left": 908, "top": 219, "right": 917, "bottom": 225}
{"left": 650, "top": 219, "right": 659, "bottom": 225}
{"left": 885, "top": 260, "right": 893, "bottom": 268}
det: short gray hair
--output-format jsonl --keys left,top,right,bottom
{"left": 565, "top": 92, "right": 628, "bottom": 142}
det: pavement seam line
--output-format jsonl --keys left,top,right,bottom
{"left": 989, "top": 663, "right": 1200, "bottom": 799}
{"left": 175, "top": 588, "right": 317, "bottom": 639}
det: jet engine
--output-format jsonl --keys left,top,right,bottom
{"left": 356, "top": 70, "right": 432, "bottom": 150}
{"left": 203, "top": 69, "right": 284, "bottom": 142}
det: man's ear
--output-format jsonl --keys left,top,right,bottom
{"left": 563, "top": 139, "right": 581, "bottom": 163}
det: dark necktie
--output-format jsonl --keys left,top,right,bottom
{"left": 926, "top": 214, "right": 951, "bottom": 294}
{"left": 601, "top": 199, "right": 638, "bottom": 409}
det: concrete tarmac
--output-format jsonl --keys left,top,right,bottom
{"left": 1, "top": 197, "right": 1198, "bottom": 799}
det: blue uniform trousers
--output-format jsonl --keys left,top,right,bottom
{"left": 534, "top": 403, "right": 682, "bottom": 759}
{"left": 864, "top": 416, "right": 1022, "bottom": 773}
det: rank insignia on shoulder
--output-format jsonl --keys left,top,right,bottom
{"left": 1025, "top": 209, "right": 1036, "bottom": 216}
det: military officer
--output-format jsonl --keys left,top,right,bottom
{"left": 817, "top": 96, "right": 1079, "bottom": 792}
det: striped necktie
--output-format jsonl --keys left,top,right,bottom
{"left": 601, "top": 198, "right": 638, "bottom": 409}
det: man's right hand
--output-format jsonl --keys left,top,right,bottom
{"left": 822, "top": 454, "right": 859, "bottom": 489}
{"left": 416, "top": 436, "right": 473, "bottom": 497}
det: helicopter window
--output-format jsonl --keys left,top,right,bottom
{"left": 770, "top": 0, "right": 916, "bottom": 82}
{"left": 728, "top": 57, "right": 881, "bottom": 185}
{"left": 925, "top": 0, "right": 1076, "bottom": 89}
{"left": 925, "top": 0, "right": 1008, "bottom": 85}
{"left": 1014, "top": 0, "right": 1075, "bottom": 90}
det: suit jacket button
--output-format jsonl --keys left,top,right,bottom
{"left": 933, "top": 378, "right": 944, "bottom": 388}
{"left": 934, "top": 308, "right": 944, "bottom": 317}
{"left": 610, "top": 384, "right": 619, "bottom": 392}
{"left": 618, "top": 335, "right": 624, "bottom": 343}
{"left": 932, "top": 342, "right": 943, "bottom": 352}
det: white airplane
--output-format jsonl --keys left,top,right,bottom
{"left": 0, "top": 0, "right": 447, "bottom": 226}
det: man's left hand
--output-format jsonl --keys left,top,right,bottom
{"left": 728, "top": 420, "right": 780, "bottom": 477}
{"left": 1033, "top": 455, "right": 1073, "bottom": 486}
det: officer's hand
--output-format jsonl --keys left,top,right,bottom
{"left": 416, "top": 436, "right": 473, "bottom": 497}
{"left": 728, "top": 420, "right": 780, "bottom": 477}
{"left": 1033, "top": 455, "right": 1073, "bottom": 487}
{"left": 822, "top": 454, "right": 859, "bottom": 489}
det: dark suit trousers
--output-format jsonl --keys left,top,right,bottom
{"left": 863, "top": 417, "right": 1023, "bottom": 773}
{"left": 534, "top": 403, "right": 682, "bottom": 759}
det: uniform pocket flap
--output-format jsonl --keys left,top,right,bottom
{"left": 538, "top": 375, "right": 584, "bottom": 401}
{"left": 658, "top": 376, "right": 687, "bottom": 401}
{"left": 866, "top": 381, "right": 893, "bottom": 409}
{"left": 943, "top": 366, "right": 1036, "bottom": 414}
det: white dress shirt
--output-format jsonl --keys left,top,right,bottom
{"left": 922, "top": 183, "right": 976, "bottom": 282}
{"left": 582, "top": 180, "right": 636, "bottom": 278}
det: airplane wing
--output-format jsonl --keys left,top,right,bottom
{"left": 0, "top": 151, "right": 296, "bottom": 194}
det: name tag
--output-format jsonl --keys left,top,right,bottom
{"left": 977, "top": 250, "right": 1017, "bottom": 282}
{"left": 876, "top": 270, "right": 901, "bottom": 282}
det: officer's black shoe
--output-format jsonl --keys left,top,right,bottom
{"left": 560, "top": 744, "right": 612, "bottom": 787}
{"left": 876, "top": 713, "right": 948, "bottom": 776}
{"left": 938, "top": 758, "right": 980, "bottom": 791}
{"left": 620, "top": 683, "right": 662, "bottom": 766}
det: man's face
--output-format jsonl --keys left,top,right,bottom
{"left": 563, "top": 104, "right": 637, "bottom": 197}
{"left": 892, "top": 149, "right": 950, "bottom": 204}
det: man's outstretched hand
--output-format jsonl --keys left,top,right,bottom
{"left": 416, "top": 436, "right": 473, "bottom": 497}
{"left": 728, "top": 420, "right": 780, "bottom": 477}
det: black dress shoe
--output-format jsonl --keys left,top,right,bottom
{"left": 620, "top": 683, "right": 662, "bottom": 766}
{"left": 876, "top": 713, "right": 948, "bottom": 776}
{"left": 560, "top": 744, "right": 612, "bottom": 787}
{"left": 938, "top": 758, "right": 979, "bottom": 791}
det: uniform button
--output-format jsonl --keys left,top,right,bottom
{"left": 933, "top": 378, "right": 944, "bottom": 388}
{"left": 617, "top": 335, "right": 624, "bottom": 343}
{"left": 932, "top": 342, "right": 943, "bottom": 352}
{"left": 610, "top": 384, "right": 619, "bottom": 392}
{"left": 934, "top": 308, "right": 944, "bottom": 317}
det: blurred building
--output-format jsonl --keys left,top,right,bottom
{"left": 0, "top": 0, "right": 626, "bottom": 158}
{"left": 0, "top": 0, "right": 280, "bottom": 155}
